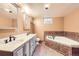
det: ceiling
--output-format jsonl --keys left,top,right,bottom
{"left": 1, "top": 3, "right": 79, "bottom": 18}
{"left": 24, "top": 3, "right": 79, "bottom": 17}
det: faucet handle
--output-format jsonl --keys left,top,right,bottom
{"left": 4, "top": 39, "right": 8, "bottom": 44}
{"left": 9, "top": 35, "right": 12, "bottom": 42}
{"left": 13, "top": 36, "right": 16, "bottom": 41}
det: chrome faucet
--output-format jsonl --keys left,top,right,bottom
{"left": 4, "top": 35, "right": 16, "bottom": 44}
{"left": 9, "top": 35, "right": 16, "bottom": 42}
{"left": 9, "top": 35, "right": 12, "bottom": 42}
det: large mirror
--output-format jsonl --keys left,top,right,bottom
{"left": 0, "top": 3, "right": 17, "bottom": 29}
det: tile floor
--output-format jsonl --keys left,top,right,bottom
{"left": 33, "top": 43, "right": 64, "bottom": 56}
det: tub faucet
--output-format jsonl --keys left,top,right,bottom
{"left": 52, "top": 35, "right": 55, "bottom": 39}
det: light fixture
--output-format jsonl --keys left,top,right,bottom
{"left": 4, "top": 9, "right": 13, "bottom": 13}
{"left": 44, "top": 4, "right": 50, "bottom": 10}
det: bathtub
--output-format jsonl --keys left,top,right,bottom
{"left": 46, "top": 36, "right": 79, "bottom": 48}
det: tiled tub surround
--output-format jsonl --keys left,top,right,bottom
{"left": 45, "top": 39, "right": 72, "bottom": 56}
{"left": 44, "top": 31, "right": 79, "bottom": 56}
{"left": 44, "top": 31, "right": 79, "bottom": 42}
{"left": 44, "top": 31, "right": 64, "bottom": 41}
{"left": 45, "top": 36, "right": 79, "bottom": 56}
{"left": 64, "top": 31, "right": 79, "bottom": 42}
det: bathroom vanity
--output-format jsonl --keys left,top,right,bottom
{"left": 0, "top": 34, "right": 37, "bottom": 56}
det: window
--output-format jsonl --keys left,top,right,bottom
{"left": 43, "top": 17, "right": 53, "bottom": 24}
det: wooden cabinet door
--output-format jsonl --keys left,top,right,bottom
{"left": 29, "top": 36, "right": 37, "bottom": 56}
{"left": 29, "top": 39, "right": 34, "bottom": 56}
{"left": 13, "top": 46, "right": 24, "bottom": 56}
{"left": 32, "top": 38, "right": 36, "bottom": 50}
{"left": 23, "top": 41, "right": 30, "bottom": 56}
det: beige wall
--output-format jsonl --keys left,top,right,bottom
{"left": 64, "top": 8, "right": 79, "bottom": 32}
{"left": 34, "top": 17, "right": 64, "bottom": 40}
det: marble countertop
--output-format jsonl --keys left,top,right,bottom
{"left": 0, "top": 34, "right": 36, "bottom": 52}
